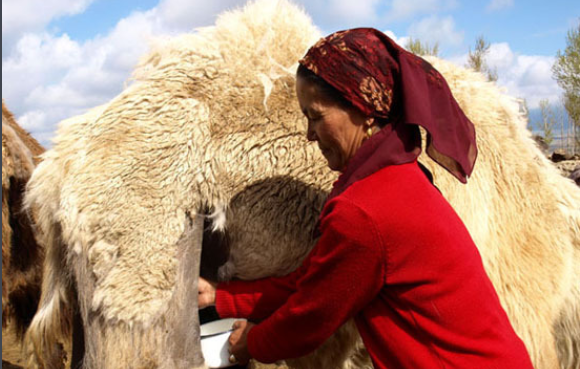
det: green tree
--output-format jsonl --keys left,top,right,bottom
{"left": 520, "top": 98, "right": 531, "bottom": 127}
{"left": 555, "top": 99, "right": 567, "bottom": 151}
{"left": 536, "top": 99, "right": 556, "bottom": 148}
{"left": 552, "top": 22, "right": 580, "bottom": 152}
{"left": 406, "top": 38, "right": 439, "bottom": 56}
{"left": 467, "top": 35, "right": 498, "bottom": 82}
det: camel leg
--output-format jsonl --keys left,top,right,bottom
{"left": 164, "top": 211, "right": 206, "bottom": 368}
{"left": 76, "top": 212, "right": 207, "bottom": 369}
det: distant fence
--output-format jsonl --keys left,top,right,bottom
{"left": 551, "top": 134, "right": 579, "bottom": 155}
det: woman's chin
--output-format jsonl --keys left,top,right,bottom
{"left": 322, "top": 151, "right": 343, "bottom": 171}
{"left": 325, "top": 159, "right": 342, "bottom": 171}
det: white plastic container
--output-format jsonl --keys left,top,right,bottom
{"left": 200, "top": 318, "right": 243, "bottom": 368}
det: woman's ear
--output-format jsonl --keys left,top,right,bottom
{"left": 364, "top": 116, "right": 376, "bottom": 139}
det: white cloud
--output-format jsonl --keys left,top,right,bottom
{"left": 2, "top": 8, "right": 166, "bottom": 146}
{"left": 2, "top": 33, "right": 82, "bottom": 112}
{"left": 291, "top": 0, "right": 381, "bottom": 29}
{"left": 386, "top": 0, "right": 458, "bottom": 21}
{"left": 408, "top": 15, "right": 464, "bottom": 48}
{"left": 486, "top": 0, "right": 514, "bottom": 12}
{"left": 2, "top": 0, "right": 96, "bottom": 57}
{"left": 18, "top": 110, "right": 58, "bottom": 145}
{"left": 2, "top": 0, "right": 251, "bottom": 146}
{"left": 328, "top": 0, "right": 381, "bottom": 24}
{"left": 382, "top": 30, "right": 410, "bottom": 49}
{"left": 485, "top": 42, "right": 514, "bottom": 70}
{"left": 156, "top": 0, "right": 241, "bottom": 32}
{"left": 489, "top": 45, "right": 562, "bottom": 109}
{"left": 501, "top": 56, "right": 561, "bottom": 109}
{"left": 2, "top": 0, "right": 94, "bottom": 34}
{"left": 17, "top": 110, "right": 49, "bottom": 132}
{"left": 449, "top": 43, "right": 562, "bottom": 109}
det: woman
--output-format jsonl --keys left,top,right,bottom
{"left": 198, "top": 28, "right": 533, "bottom": 368}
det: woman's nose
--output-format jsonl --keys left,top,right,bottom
{"left": 306, "top": 122, "right": 317, "bottom": 141}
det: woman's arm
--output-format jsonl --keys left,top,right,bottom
{"left": 199, "top": 252, "right": 314, "bottom": 321}
{"left": 244, "top": 198, "right": 385, "bottom": 363}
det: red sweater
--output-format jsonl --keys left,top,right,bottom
{"left": 215, "top": 162, "right": 533, "bottom": 368}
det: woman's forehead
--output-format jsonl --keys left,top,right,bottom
{"left": 296, "top": 78, "right": 331, "bottom": 104}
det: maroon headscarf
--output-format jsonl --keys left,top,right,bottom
{"left": 299, "top": 28, "right": 477, "bottom": 188}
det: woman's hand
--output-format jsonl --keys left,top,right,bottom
{"left": 198, "top": 277, "right": 217, "bottom": 309}
{"left": 228, "top": 320, "right": 256, "bottom": 365}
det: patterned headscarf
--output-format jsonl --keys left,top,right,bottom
{"left": 299, "top": 28, "right": 477, "bottom": 184}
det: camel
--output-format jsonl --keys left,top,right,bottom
{"left": 2, "top": 101, "right": 45, "bottom": 342}
{"left": 24, "top": 1, "right": 580, "bottom": 368}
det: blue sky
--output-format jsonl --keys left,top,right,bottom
{"left": 50, "top": 1, "right": 160, "bottom": 41}
{"left": 2, "top": 0, "right": 579, "bottom": 146}
{"left": 46, "top": 0, "right": 578, "bottom": 56}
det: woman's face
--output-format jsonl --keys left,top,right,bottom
{"left": 296, "top": 77, "right": 369, "bottom": 171}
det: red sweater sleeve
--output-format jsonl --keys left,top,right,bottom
{"left": 215, "top": 256, "right": 312, "bottom": 321}
{"left": 246, "top": 198, "right": 386, "bottom": 363}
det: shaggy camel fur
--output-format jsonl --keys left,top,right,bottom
{"left": 24, "top": 1, "right": 580, "bottom": 368}
{"left": 2, "top": 101, "right": 45, "bottom": 338}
